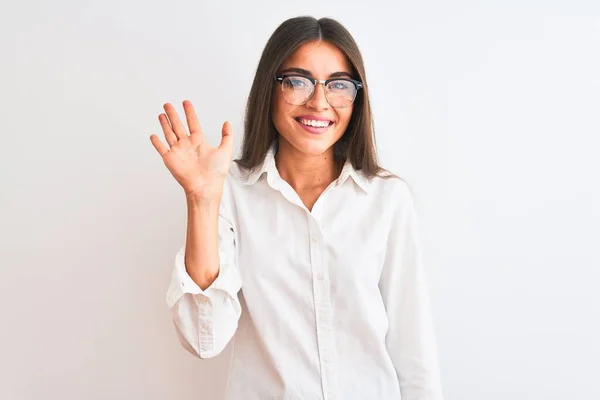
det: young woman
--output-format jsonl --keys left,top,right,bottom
{"left": 150, "top": 16, "right": 443, "bottom": 400}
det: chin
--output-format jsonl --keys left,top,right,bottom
{"left": 285, "top": 135, "right": 339, "bottom": 157}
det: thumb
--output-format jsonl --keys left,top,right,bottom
{"left": 218, "top": 121, "right": 234, "bottom": 150}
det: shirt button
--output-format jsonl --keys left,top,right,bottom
{"left": 315, "top": 271, "right": 324, "bottom": 280}
{"left": 311, "top": 236, "right": 319, "bottom": 243}
{"left": 199, "top": 296, "right": 209, "bottom": 304}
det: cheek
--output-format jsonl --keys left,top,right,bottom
{"left": 272, "top": 92, "right": 299, "bottom": 129}
{"left": 336, "top": 108, "right": 353, "bottom": 129}
{"left": 271, "top": 93, "right": 286, "bottom": 129}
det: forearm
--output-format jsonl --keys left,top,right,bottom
{"left": 184, "top": 193, "right": 222, "bottom": 290}
{"left": 168, "top": 190, "right": 243, "bottom": 358}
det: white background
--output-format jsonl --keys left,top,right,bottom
{"left": 1, "top": 0, "right": 599, "bottom": 399}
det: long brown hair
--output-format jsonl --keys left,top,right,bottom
{"left": 236, "top": 16, "right": 388, "bottom": 178}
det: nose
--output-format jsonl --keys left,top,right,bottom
{"left": 305, "top": 81, "right": 329, "bottom": 110}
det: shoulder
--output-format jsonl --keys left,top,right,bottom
{"left": 217, "top": 163, "right": 249, "bottom": 218}
{"left": 222, "top": 161, "right": 260, "bottom": 195}
{"left": 227, "top": 161, "right": 250, "bottom": 183}
{"left": 361, "top": 169, "right": 419, "bottom": 225}
{"left": 367, "top": 170, "right": 415, "bottom": 204}
{"left": 219, "top": 161, "right": 262, "bottom": 213}
{"left": 226, "top": 159, "right": 267, "bottom": 187}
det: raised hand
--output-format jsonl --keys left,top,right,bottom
{"left": 150, "top": 100, "right": 234, "bottom": 200}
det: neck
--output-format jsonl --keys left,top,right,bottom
{"left": 274, "top": 140, "right": 341, "bottom": 192}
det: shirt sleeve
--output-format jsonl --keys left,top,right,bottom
{"left": 165, "top": 201, "right": 242, "bottom": 359}
{"left": 379, "top": 181, "right": 444, "bottom": 400}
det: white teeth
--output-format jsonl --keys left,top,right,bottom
{"left": 299, "top": 118, "right": 330, "bottom": 128}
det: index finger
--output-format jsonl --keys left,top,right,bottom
{"left": 183, "top": 100, "right": 203, "bottom": 137}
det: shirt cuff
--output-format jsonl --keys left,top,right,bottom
{"left": 166, "top": 245, "right": 241, "bottom": 308}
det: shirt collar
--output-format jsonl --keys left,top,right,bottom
{"left": 237, "top": 141, "right": 371, "bottom": 194}
{"left": 336, "top": 158, "right": 371, "bottom": 193}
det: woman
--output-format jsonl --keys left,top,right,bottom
{"left": 150, "top": 16, "right": 443, "bottom": 400}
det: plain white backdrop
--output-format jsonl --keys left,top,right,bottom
{"left": 1, "top": 0, "right": 599, "bottom": 399}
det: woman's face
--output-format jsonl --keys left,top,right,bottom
{"left": 272, "top": 40, "right": 354, "bottom": 158}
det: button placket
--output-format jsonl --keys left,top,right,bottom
{"left": 197, "top": 293, "right": 212, "bottom": 318}
{"left": 198, "top": 295, "right": 214, "bottom": 352}
{"left": 308, "top": 216, "right": 338, "bottom": 400}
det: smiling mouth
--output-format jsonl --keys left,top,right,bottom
{"left": 294, "top": 117, "right": 334, "bottom": 128}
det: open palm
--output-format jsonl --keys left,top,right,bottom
{"left": 150, "top": 100, "right": 234, "bottom": 199}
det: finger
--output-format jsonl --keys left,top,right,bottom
{"left": 150, "top": 134, "right": 169, "bottom": 156}
{"left": 218, "top": 121, "right": 234, "bottom": 150}
{"left": 163, "top": 103, "right": 187, "bottom": 140}
{"left": 158, "top": 113, "right": 177, "bottom": 147}
{"left": 182, "top": 100, "right": 203, "bottom": 138}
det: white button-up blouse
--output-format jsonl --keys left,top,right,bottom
{"left": 166, "top": 144, "right": 444, "bottom": 400}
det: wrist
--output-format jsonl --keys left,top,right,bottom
{"left": 186, "top": 192, "right": 222, "bottom": 210}
{"left": 185, "top": 183, "right": 224, "bottom": 205}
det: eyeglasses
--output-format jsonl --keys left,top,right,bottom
{"left": 274, "top": 74, "right": 363, "bottom": 108}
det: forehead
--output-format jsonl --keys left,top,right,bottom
{"left": 279, "top": 41, "right": 352, "bottom": 77}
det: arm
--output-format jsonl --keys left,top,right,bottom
{"left": 149, "top": 100, "right": 240, "bottom": 359}
{"left": 379, "top": 181, "right": 444, "bottom": 400}
{"left": 166, "top": 187, "right": 242, "bottom": 359}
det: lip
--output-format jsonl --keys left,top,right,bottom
{"left": 295, "top": 115, "right": 333, "bottom": 122}
{"left": 294, "top": 117, "right": 334, "bottom": 135}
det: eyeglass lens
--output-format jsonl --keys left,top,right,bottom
{"left": 281, "top": 76, "right": 357, "bottom": 108}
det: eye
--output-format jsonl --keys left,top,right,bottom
{"left": 284, "top": 76, "right": 310, "bottom": 89}
{"left": 328, "top": 80, "right": 352, "bottom": 91}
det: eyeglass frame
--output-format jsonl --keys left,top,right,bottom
{"left": 273, "top": 74, "right": 364, "bottom": 108}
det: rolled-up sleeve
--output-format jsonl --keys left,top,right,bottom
{"left": 379, "top": 182, "right": 444, "bottom": 400}
{"left": 166, "top": 209, "right": 242, "bottom": 359}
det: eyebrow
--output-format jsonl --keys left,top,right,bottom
{"left": 278, "top": 67, "right": 353, "bottom": 79}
